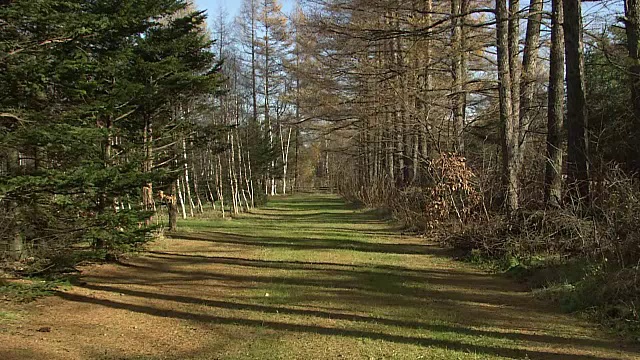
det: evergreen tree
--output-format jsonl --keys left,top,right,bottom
{"left": 0, "top": 0, "right": 222, "bottom": 258}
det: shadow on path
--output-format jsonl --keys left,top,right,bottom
{"left": 58, "top": 291, "right": 621, "bottom": 360}
{"left": 6, "top": 194, "right": 636, "bottom": 360}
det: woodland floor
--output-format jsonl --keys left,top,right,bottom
{"left": 1, "top": 194, "right": 639, "bottom": 359}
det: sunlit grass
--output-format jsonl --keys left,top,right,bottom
{"left": 4, "top": 194, "right": 631, "bottom": 360}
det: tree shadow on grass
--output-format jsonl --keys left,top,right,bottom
{"left": 90, "top": 251, "right": 574, "bottom": 322}
{"left": 141, "top": 251, "right": 518, "bottom": 292}
{"left": 76, "top": 283, "right": 624, "bottom": 351}
{"left": 0, "top": 349, "right": 54, "bottom": 360}
{"left": 264, "top": 197, "right": 351, "bottom": 211}
{"left": 85, "top": 268, "right": 521, "bottom": 308}
{"left": 167, "top": 232, "right": 440, "bottom": 256}
{"left": 56, "top": 290, "right": 625, "bottom": 360}
{"left": 62, "top": 195, "right": 639, "bottom": 359}
{"left": 245, "top": 211, "right": 389, "bottom": 224}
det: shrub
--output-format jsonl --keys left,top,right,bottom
{"left": 423, "top": 153, "right": 483, "bottom": 228}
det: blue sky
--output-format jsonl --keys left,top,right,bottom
{"left": 195, "top": 0, "right": 294, "bottom": 26}
{"left": 193, "top": 1, "right": 621, "bottom": 27}
{"left": 194, "top": 0, "right": 240, "bottom": 21}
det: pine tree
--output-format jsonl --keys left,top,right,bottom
{"left": 0, "top": 0, "right": 223, "bottom": 256}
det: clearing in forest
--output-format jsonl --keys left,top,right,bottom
{"left": 0, "top": 194, "right": 638, "bottom": 359}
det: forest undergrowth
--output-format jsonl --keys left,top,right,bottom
{"left": 340, "top": 156, "right": 640, "bottom": 339}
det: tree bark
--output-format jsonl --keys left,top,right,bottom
{"left": 508, "top": 0, "right": 521, "bottom": 154}
{"left": 519, "top": 0, "right": 543, "bottom": 164}
{"left": 251, "top": 0, "right": 259, "bottom": 123}
{"left": 625, "top": 0, "right": 640, "bottom": 171}
{"left": 497, "top": 0, "right": 519, "bottom": 214}
{"left": 192, "top": 164, "right": 204, "bottom": 213}
{"left": 294, "top": 126, "right": 300, "bottom": 191}
{"left": 545, "top": 0, "right": 565, "bottom": 208}
{"left": 228, "top": 133, "right": 239, "bottom": 214}
{"left": 176, "top": 177, "right": 187, "bottom": 219}
{"left": 246, "top": 150, "right": 255, "bottom": 208}
{"left": 451, "top": 0, "right": 466, "bottom": 154}
{"left": 5, "top": 201, "right": 24, "bottom": 260}
{"left": 564, "top": 0, "right": 590, "bottom": 206}
{"left": 167, "top": 182, "right": 178, "bottom": 232}
{"left": 217, "top": 154, "right": 226, "bottom": 218}
{"left": 281, "top": 125, "right": 292, "bottom": 194}
{"left": 420, "top": 0, "right": 433, "bottom": 173}
{"left": 182, "top": 138, "right": 195, "bottom": 217}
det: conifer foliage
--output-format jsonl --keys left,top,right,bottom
{"left": 0, "top": 0, "right": 223, "bottom": 258}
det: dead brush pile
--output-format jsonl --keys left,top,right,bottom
{"left": 445, "top": 209, "right": 598, "bottom": 259}
{"left": 593, "top": 168, "right": 640, "bottom": 268}
{"left": 446, "top": 166, "right": 640, "bottom": 335}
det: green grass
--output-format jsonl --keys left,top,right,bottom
{"left": 0, "top": 278, "right": 71, "bottom": 303}
{"left": 4, "top": 194, "right": 637, "bottom": 360}
{"left": 0, "top": 310, "right": 20, "bottom": 321}
{"left": 140, "top": 194, "right": 634, "bottom": 359}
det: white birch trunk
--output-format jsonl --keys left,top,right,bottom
{"left": 247, "top": 150, "right": 255, "bottom": 208}
{"left": 182, "top": 139, "right": 195, "bottom": 217}
{"left": 177, "top": 177, "right": 187, "bottom": 220}
{"left": 217, "top": 154, "right": 225, "bottom": 218}
{"left": 280, "top": 126, "right": 292, "bottom": 195}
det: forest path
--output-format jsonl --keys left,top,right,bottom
{"left": 1, "top": 194, "right": 638, "bottom": 359}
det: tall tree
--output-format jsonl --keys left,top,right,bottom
{"left": 519, "top": 0, "right": 543, "bottom": 164}
{"left": 451, "top": 0, "right": 467, "bottom": 154}
{"left": 564, "top": 0, "right": 590, "bottom": 205}
{"left": 624, "top": 0, "right": 640, "bottom": 171}
{"left": 0, "top": 0, "right": 223, "bottom": 253}
{"left": 497, "top": 0, "right": 519, "bottom": 214}
{"left": 545, "top": 0, "right": 565, "bottom": 208}
{"left": 256, "top": 0, "right": 290, "bottom": 195}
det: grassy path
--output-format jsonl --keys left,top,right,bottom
{"left": 1, "top": 194, "right": 638, "bottom": 359}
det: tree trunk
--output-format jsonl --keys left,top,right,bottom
{"left": 421, "top": 0, "right": 433, "bottom": 170}
{"left": 519, "top": 0, "right": 543, "bottom": 164}
{"left": 294, "top": 126, "right": 300, "bottom": 191}
{"left": 142, "top": 116, "right": 156, "bottom": 217}
{"left": 207, "top": 182, "right": 216, "bottom": 209}
{"left": 235, "top": 129, "right": 248, "bottom": 211}
{"left": 182, "top": 138, "right": 195, "bottom": 217}
{"left": 545, "top": 0, "right": 565, "bottom": 208}
{"left": 215, "top": 155, "right": 225, "bottom": 217}
{"left": 281, "top": 126, "right": 292, "bottom": 194}
{"left": 508, "top": 0, "right": 521, "bottom": 154}
{"left": 625, "top": 0, "right": 640, "bottom": 171}
{"left": 10, "top": 230, "right": 24, "bottom": 260}
{"left": 176, "top": 177, "right": 187, "bottom": 219}
{"left": 207, "top": 149, "right": 217, "bottom": 209}
{"left": 263, "top": 11, "right": 277, "bottom": 197}
{"left": 228, "top": 133, "right": 239, "bottom": 214}
{"left": 192, "top": 166, "right": 204, "bottom": 213}
{"left": 167, "top": 182, "right": 178, "bottom": 232}
{"left": 251, "top": 0, "right": 259, "bottom": 123}
{"left": 564, "top": 0, "right": 590, "bottom": 206}
{"left": 247, "top": 150, "right": 255, "bottom": 208}
{"left": 451, "top": 0, "right": 466, "bottom": 154}
{"left": 393, "top": 30, "right": 405, "bottom": 185}
{"left": 4, "top": 201, "right": 24, "bottom": 260}
{"left": 497, "top": 0, "right": 519, "bottom": 214}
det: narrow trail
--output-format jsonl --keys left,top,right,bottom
{"left": 1, "top": 195, "right": 638, "bottom": 359}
